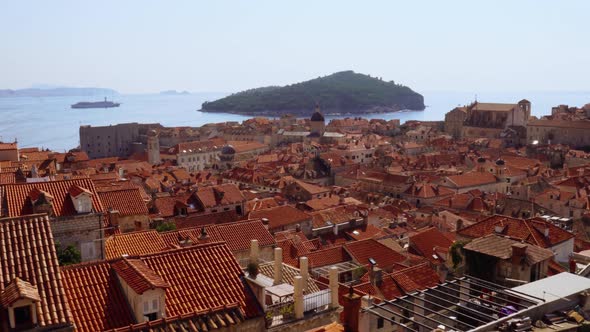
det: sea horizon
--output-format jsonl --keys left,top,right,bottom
{"left": 0, "top": 90, "right": 588, "bottom": 152}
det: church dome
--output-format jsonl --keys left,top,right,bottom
{"left": 221, "top": 145, "right": 236, "bottom": 155}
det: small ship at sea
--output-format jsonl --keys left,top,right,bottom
{"left": 71, "top": 97, "right": 120, "bottom": 109}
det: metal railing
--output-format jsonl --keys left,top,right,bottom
{"left": 303, "top": 288, "right": 332, "bottom": 313}
{"left": 265, "top": 300, "right": 296, "bottom": 328}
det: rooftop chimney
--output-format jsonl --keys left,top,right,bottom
{"left": 299, "top": 256, "right": 309, "bottom": 292}
{"left": 370, "top": 266, "right": 383, "bottom": 287}
{"left": 341, "top": 288, "right": 361, "bottom": 332}
{"left": 274, "top": 247, "right": 283, "bottom": 285}
{"left": 249, "top": 239, "right": 259, "bottom": 264}
{"left": 456, "top": 219, "right": 463, "bottom": 231}
{"left": 511, "top": 243, "right": 528, "bottom": 265}
{"left": 109, "top": 210, "right": 120, "bottom": 227}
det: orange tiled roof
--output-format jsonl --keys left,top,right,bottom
{"left": 0, "top": 277, "right": 41, "bottom": 307}
{"left": 212, "top": 219, "right": 276, "bottom": 252}
{"left": 306, "top": 245, "right": 351, "bottom": 268}
{"left": 174, "top": 210, "right": 240, "bottom": 229}
{"left": 346, "top": 224, "right": 386, "bottom": 241}
{"left": 195, "top": 184, "right": 245, "bottom": 208}
{"left": 249, "top": 205, "right": 311, "bottom": 229}
{"left": 390, "top": 263, "right": 440, "bottom": 293}
{"left": 458, "top": 215, "right": 575, "bottom": 248}
{"left": 409, "top": 227, "right": 454, "bottom": 264}
{"left": 111, "top": 258, "right": 170, "bottom": 294}
{"left": 0, "top": 178, "right": 104, "bottom": 217}
{"left": 160, "top": 226, "right": 222, "bottom": 247}
{"left": 137, "top": 242, "right": 262, "bottom": 319}
{"left": 444, "top": 171, "right": 498, "bottom": 188}
{"left": 98, "top": 188, "right": 149, "bottom": 216}
{"left": 61, "top": 261, "right": 136, "bottom": 332}
{"left": 344, "top": 239, "right": 406, "bottom": 271}
{"left": 104, "top": 230, "right": 168, "bottom": 260}
{"left": 0, "top": 214, "right": 73, "bottom": 328}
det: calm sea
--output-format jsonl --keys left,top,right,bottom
{"left": 0, "top": 91, "right": 588, "bottom": 151}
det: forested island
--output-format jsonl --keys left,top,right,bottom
{"left": 199, "top": 71, "right": 425, "bottom": 116}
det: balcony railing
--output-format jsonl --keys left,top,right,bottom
{"left": 265, "top": 300, "right": 296, "bottom": 328}
{"left": 265, "top": 286, "right": 333, "bottom": 328}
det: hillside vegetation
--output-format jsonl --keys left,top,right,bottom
{"left": 200, "top": 71, "right": 425, "bottom": 115}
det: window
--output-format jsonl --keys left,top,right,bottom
{"left": 144, "top": 312, "right": 157, "bottom": 321}
{"left": 14, "top": 305, "right": 33, "bottom": 329}
{"left": 377, "top": 317, "right": 384, "bottom": 329}
{"left": 143, "top": 297, "right": 159, "bottom": 321}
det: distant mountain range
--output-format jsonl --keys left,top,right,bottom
{"left": 0, "top": 87, "right": 119, "bottom": 98}
{"left": 199, "top": 70, "right": 425, "bottom": 116}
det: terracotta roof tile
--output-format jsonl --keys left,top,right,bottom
{"left": 0, "top": 178, "right": 104, "bottom": 217}
{"left": 212, "top": 219, "right": 276, "bottom": 252}
{"left": 138, "top": 242, "right": 261, "bottom": 319}
{"left": 458, "top": 215, "right": 574, "bottom": 248}
{"left": 444, "top": 171, "right": 498, "bottom": 188}
{"left": 0, "top": 277, "right": 41, "bottom": 307}
{"left": 409, "top": 227, "right": 454, "bottom": 264}
{"left": 98, "top": 188, "right": 149, "bottom": 216}
{"left": 344, "top": 239, "right": 406, "bottom": 272}
{"left": 195, "top": 184, "right": 245, "bottom": 208}
{"left": 306, "top": 245, "right": 351, "bottom": 268}
{"left": 174, "top": 210, "right": 240, "bottom": 229}
{"left": 111, "top": 258, "right": 170, "bottom": 294}
{"left": 104, "top": 230, "right": 168, "bottom": 260}
{"left": 390, "top": 263, "right": 440, "bottom": 293}
{"left": 0, "top": 214, "right": 73, "bottom": 328}
{"left": 249, "top": 205, "right": 311, "bottom": 229}
{"left": 61, "top": 261, "right": 135, "bottom": 332}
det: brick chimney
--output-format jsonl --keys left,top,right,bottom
{"left": 511, "top": 243, "right": 528, "bottom": 265}
{"left": 341, "top": 287, "right": 362, "bottom": 332}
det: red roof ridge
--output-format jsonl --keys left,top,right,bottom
{"left": 112, "top": 258, "right": 170, "bottom": 294}
{"left": 121, "top": 240, "right": 230, "bottom": 260}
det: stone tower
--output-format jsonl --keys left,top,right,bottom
{"left": 147, "top": 129, "right": 160, "bottom": 165}
{"left": 518, "top": 99, "right": 531, "bottom": 121}
{"left": 310, "top": 103, "right": 325, "bottom": 136}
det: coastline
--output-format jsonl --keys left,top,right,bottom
{"left": 197, "top": 106, "right": 426, "bottom": 117}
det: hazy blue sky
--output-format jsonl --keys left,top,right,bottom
{"left": 1, "top": 1, "right": 589, "bottom": 94}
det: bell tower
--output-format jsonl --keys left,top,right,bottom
{"left": 310, "top": 103, "right": 325, "bottom": 136}
{"left": 147, "top": 129, "right": 160, "bottom": 165}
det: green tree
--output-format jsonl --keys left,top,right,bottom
{"left": 156, "top": 221, "right": 176, "bottom": 232}
{"left": 56, "top": 242, "right": 81, "bottom": 266}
